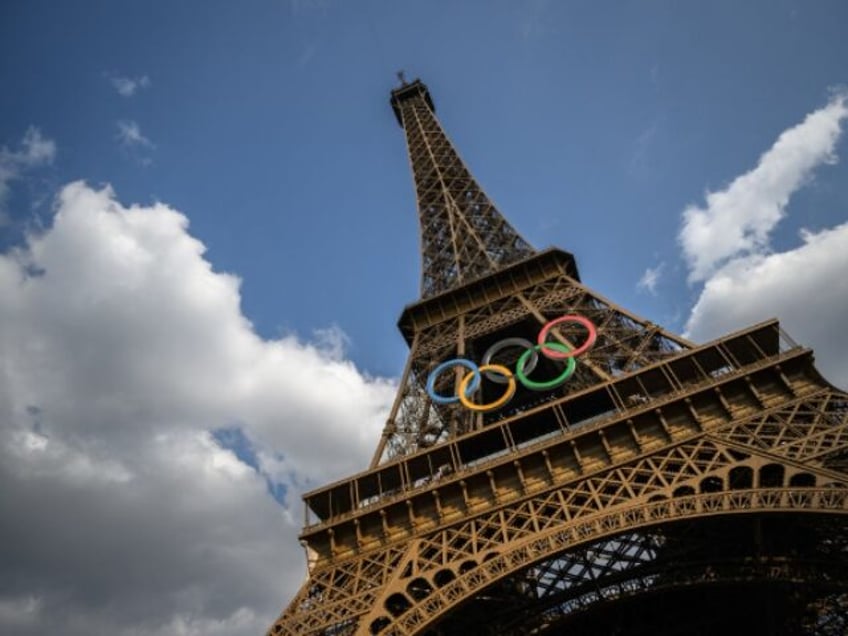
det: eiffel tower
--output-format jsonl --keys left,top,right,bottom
{"left": 266, "top": 78, "right": 848, "bottom": 635}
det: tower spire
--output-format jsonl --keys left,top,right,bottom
{"left": 391, "top": 79, "right": 535, "bottom": 298}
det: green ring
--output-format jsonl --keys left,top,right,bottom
{"left": 516, "top": 343, "right": 577, "bottom": 391}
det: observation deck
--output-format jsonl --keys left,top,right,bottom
{"left": 299, "top": 319, "right": 818, "bottom": 568}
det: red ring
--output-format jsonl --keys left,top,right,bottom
{"left": 537, "top": 315, "right": 597, "bottom": 359}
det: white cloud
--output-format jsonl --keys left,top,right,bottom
{"left": 116, "top": 120, "right": 154, "bottom": 148}
{"left": 0, "top": 127, "right": 56, "bottom": 222}
{"left": 685, "top": 222, "right": 848, "bottom": 389}
{"left": 682, "top": 91, "right": 848, "bottom": 391}
{"left": 0, "top": 182, "right": 396, "bottom": 635}
{"left": 16, "top": 127, "right": 56, "bottom": 165}
{"left": 636, "top": 262, "right": 663, "bottom": 295}
{"left": 108, "top": 73, "right": 151, "bottom": 97}
{"left": 679, "top": 91, "right": 848, "bottom": 283}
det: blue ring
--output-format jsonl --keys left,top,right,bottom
{"left": 426, "top": 359, "right": 481, "bottom": 404}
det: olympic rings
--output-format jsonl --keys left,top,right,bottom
{"left": 458, "top": 364, "right": 515, "bottom": 412}
{"left": 516, "top": 342, "right": 576, "bottom": 390}
{"left": 482, "top": 337, "right": 537, "bottom": 384}
{"left": 538, "top": 315, "right": 597, "bottom": 359}
{"left": 424, "top": 314, "right": 597, "bottom": 412}
{"left": 426, "top": 359, "right": 481, "bottom": 404}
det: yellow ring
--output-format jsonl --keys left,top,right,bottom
{"left": 458, "top": 364, "right": 516, "bottom": 412}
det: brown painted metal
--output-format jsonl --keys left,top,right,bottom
{"left": 266, "top": 79, "right": 848, "bottom": 635}
{"left": 390, "top": 79, "right": 535, "bottom": 300}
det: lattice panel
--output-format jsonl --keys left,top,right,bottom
{"left": 396, "top": 84, "right": 534, "bottom": 298}
{"left": 376, "top": 270, "right": 690, "bottom": 462}
{"left": 441, "top": 520, "right": 848, "bottom": 635}
{"left": 266, "top": 80, "right": 848, "bottom": 636}
{"left": 268, "top": 384, "right": 848, "bottom": 635}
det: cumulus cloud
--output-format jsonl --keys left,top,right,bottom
{"left": 0, "top": 127, "right": 56, "bottom": 223}
{"left": 636, "top": 262, "right": 663, "bottom": 295}
{"left": 680, "top": 91, "right": 848, "bottom": 282}
{"left": 108, "top": 73, "right": 151, "bottom": 97}
{"left": 685, "top": 222, "right": 848, "bottom": 389}
{"left": 0, "top": 182, "right": 396, "bottom": 635}
{"left": 682, "top": 91, "right": 848, "bottom": 390}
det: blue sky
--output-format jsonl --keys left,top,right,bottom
{"left": 2, "top": 2, "right": 848, "bottom": 634}
{"left": 3, "top": 0, "right": 846, "bottom": 375}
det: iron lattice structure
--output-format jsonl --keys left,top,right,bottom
{"left": 266, "top": 79, "right": 848, "bottom": 635}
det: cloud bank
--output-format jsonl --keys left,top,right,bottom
{"left": 0, "top": 182, "right": 396, "bottom": 635}
{"left": 682, "top": 91, "right": 848, "bottom": 389}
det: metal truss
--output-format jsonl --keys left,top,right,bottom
{"left": 264, "top": 80, "right": 848, "bottom": 635}
{"left": 269, "top": 377, "right": 848, "bottom": 635}
{"left": 372, "top": 257, "right": 691, "bottom": 463}
{"left": 452, "top": 518, "right": 848, "bottom": 635}
{"left": 390, "top": 79, "right": 534, "bottom": 299}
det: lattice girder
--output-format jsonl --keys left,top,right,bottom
{"left": 267, "top": 346, "right": 848, "bottom": 634}
{"left": 298, "top": 322, "right": 825, "bottom": 555}
{"left": 375, "top": 255, "right": 691, "bottom": 463}
{"left": 391, "top": 80, "right": 535, "bottom": 298}
{"left": 273, "top": 488, "right": 848, "bottom": 636}
{"left": 266, "top": 81, "right": 848, "bottom": 636}
{"left": 443, "top": 520, "right": 848, "bottom": 635}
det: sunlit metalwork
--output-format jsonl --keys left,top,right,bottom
{"left": 266, "top": 79, "right": 848, "bottom": 635}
